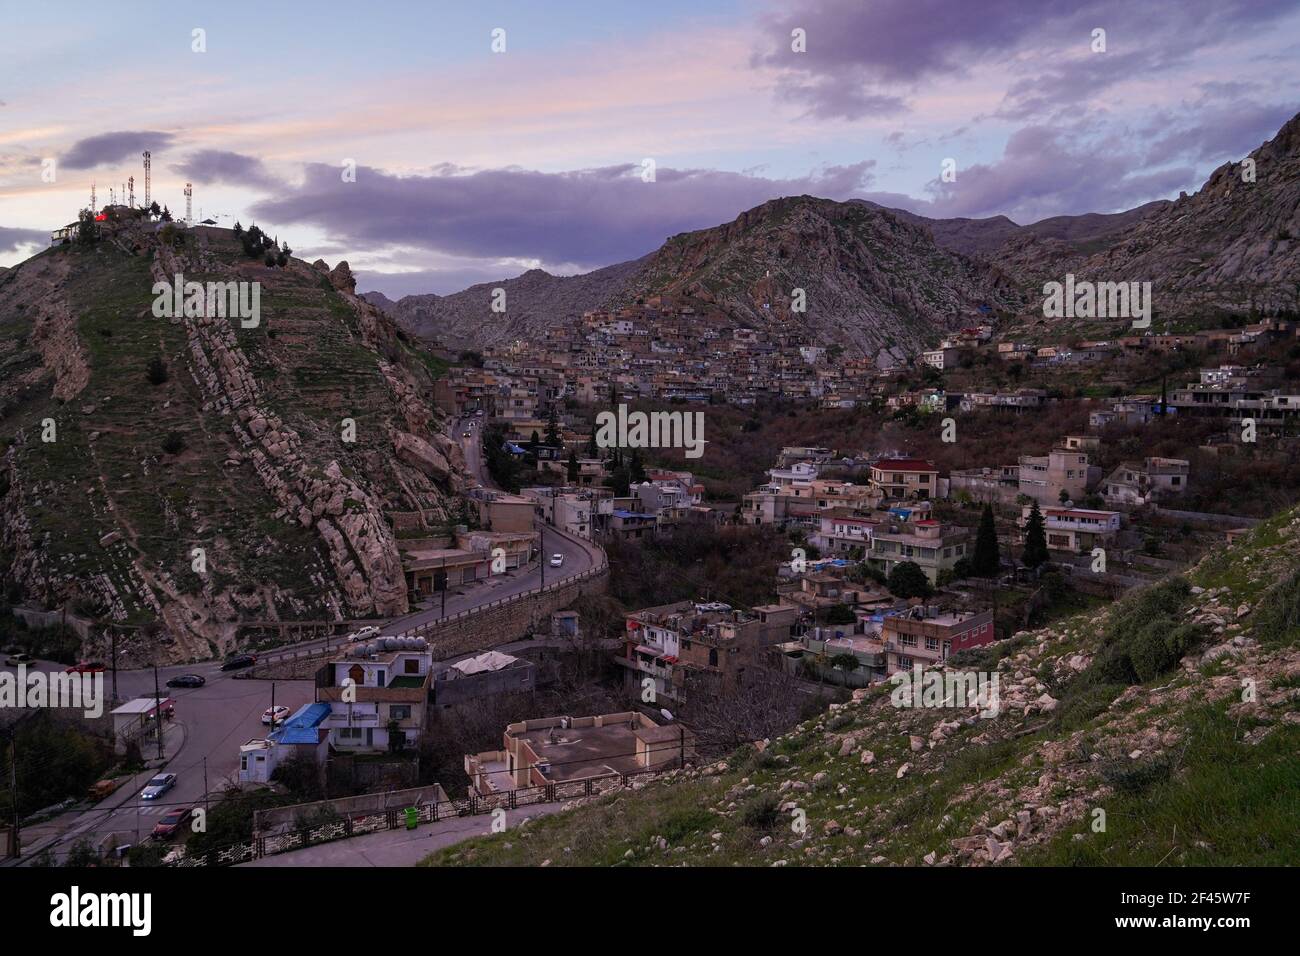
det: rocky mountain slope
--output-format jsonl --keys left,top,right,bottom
{"left": 367, "top": 198, "right": 1017, "bottom": 359}
{"left": 855, "top": 199, "right": 1170, "bottom": 259}
{"left": 364, "top": 259, "right": 644, "bottom": 352}
{"left": 991, "top": 112, "right": 1300, "bottom": 317}
{"left": 425, "top": 509, "right": 1300, "bottom": 867}
{"left": 0, "top": 221, "right": 471, "bottom": 663}
{"left": 613, "top": 196, "right": 1017, "bottom": 361}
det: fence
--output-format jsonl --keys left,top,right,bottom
{"left": 166, "top": 765, "right": 655, "bottom": 867}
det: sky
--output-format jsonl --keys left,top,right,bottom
{"left": 1, "top": 0, "right": 1298, "bottom": 297}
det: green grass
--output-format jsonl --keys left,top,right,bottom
{"left": 1022, "top": 705, "right": 1300, "bottom": 865}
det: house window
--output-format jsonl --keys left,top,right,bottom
{"left": 900, "top": 635, "right": 917, "bottom": 647}
{"left": 708, "top": 648, "right": 719, "bottom": 667}
{"left": 925, "top": 637, "right": 939, "bottom": 651}
{"left": 404, "top": 659, "right": 419, "bottom": 674}
{"left": 390, "top": 705, "right": 411, "bottom": 721}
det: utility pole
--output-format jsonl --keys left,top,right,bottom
{"left": 270, "top": 683, "right": 277, "bottom": 731}
{"left": 540, "top": 524, "right": 546, "bottom": 588}
{"left": 152, "top": 662, "right": 165, "bottom": 760}
{"left": 110, "top": 629, "right": 118, "bottom": 703}
{"left": 440, "top": 556, "right": 447, "bottom": 617}
{"left": 6, "top": 727, "right": 19, "bottom": 859}
{"left": 202, "top": 757, "right": 209, "bottom": 814}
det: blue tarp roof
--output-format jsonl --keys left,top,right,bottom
{"left": 269, "top": 702, "right": 330, "bottom": 745}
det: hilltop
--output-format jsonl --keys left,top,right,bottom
{"left": 424, "top": 509, "right": 1300, "bottom": 867}
{"left": 0, "top": 218, "right": 471, "bottom": 663}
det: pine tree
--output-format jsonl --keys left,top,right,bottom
{"left": 545, "top": 405, "right": 562, "bottom": 447}
{"left": 972, "top": 503, "right": 1000, "bottom": 577}
{"left": 1023, "top": 500, "right": 1049, "bottom": 569}
{"left": 566, "top": 450, "right": 579, "bottom": 482}
{"left": 629, "top": 448, "right": 646, "bottom": 484}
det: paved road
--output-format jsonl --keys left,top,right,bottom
{"left": 241, "top": 801, "right": 567, "bottom": 867}
{"left": 9, "top": 416, "right": 603, "bottom": 864}
{"left": 5, "top": 657, "right": 314, "bottom": 863}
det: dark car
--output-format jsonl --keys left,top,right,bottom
{"left": 220, "top": 654, "right": 257, "bottom": 672}
{"left": 66, "top": 660, "right": 106, "bottom": 674}
{"left": 151, "top": 806, "right": 193, "bottom": 840}
{"left": 166, "top": 674, "right": 205, "bottom": 688}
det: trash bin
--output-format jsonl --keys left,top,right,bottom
{"left": 404, "top": 807, "right": 418, "bottom": 830}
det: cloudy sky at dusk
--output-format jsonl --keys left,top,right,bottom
{"left": 2, "top": 0, "right": 1298, "bottom": 296}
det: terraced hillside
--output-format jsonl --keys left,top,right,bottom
{"left": 0, "top": 221, "right": 470, "bottom": 663}
{"left": 425, "top": 508, "right": 1300, "bottom": 867}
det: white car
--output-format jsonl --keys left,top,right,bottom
{"left": 350, "top": 625, "right": 380, "bottom": 641}
{"left": 262, "top": 705, "right": 291, "bottom": 726}
{"left": 141, "top": 773, "right": 177, "bottom": 800}
{"left": 549, "top": 553, "right": 564, "bottom": 568}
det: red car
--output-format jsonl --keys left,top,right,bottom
{"left": 151, "top": 806, "right": 193, "bottom": 840}
{"left": 66, "top": 661, "right": 106, "bottom": 673}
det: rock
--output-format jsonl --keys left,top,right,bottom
{"left": 860, "top": 750, "right": 875, "bottom": 765}
{"left": 1035, "top": 693, "right": 1059, "bottom": 712}
{"left": 923, "top": 851, "right": 937, "bottom": 866}
{"left": 329, "top": 260, "right": 356, "bottom": 292}
{"left": 98, "top": 531, "right": 122, "bottom": 548}
{"left": 896, "top": 762, "right": 911, "bottom": 779}
{"left": 909, "top": 735, "right": 925, "bottom": 752}
{"left": 393, "top": 430, "right": 451, "bottom": 480}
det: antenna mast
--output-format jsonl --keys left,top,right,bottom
{"left": 184, "top": 182, "right": 192, "bottom": 224}
{"left": 128, "top": 176, "right": 134, "bottom": 208}
{"left": 142, "top": 151, "right": 151, "bottom": 208}
{"left": 90, "top": 182, "right": 96, "bottom": 213}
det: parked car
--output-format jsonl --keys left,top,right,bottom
{"left": 262, "top": 705, "right": 291, "bottom": 725}
{"left": 166, "top": 674, "right": 205, "bottom": 688}
{"left": 151, "top": 806, "right": 193, "bottom": 840}
{"left": 462, "top": 431, "right": 472, "bottom": 438}
{"left": 549, "top": 553, "right": 564, "bottom": 568}
{"left": 220, "top": 654, "right": 257, "bottom": 672}
{"left": 66, "top": 660, "right": 106, "bottom": 673}
{"left": 350, "top": 625, "right": 380, "bottom": 641}
{"left": 4, "top": 652, "right": 32, "bottom": 666}
{"left": 140, "top": 773, "right": 177, "bottom": 800}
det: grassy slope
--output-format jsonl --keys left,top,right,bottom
{"left": 2, "top": 229, "right": 447, "bottom": 626}
{"left": 423, "top": 509, "right": 1300, "bottom": 867}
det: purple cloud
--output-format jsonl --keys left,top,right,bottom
{"left": 0, "top": 226, "right": 48, "bottom": 257}
{"left": 756, "top": 0, "right": 1300, "bottom": 120}
{"left": 252, "top": 160, "right": 878, "bottom": 270}
{"left": 61, "top": 131, "right": 174, "bottom": 170}
{"left": 170, "top": 149, "right": 277, "bottom": 189}
{"left": 919, "top": 124, "right": 1197, "bottom": 221}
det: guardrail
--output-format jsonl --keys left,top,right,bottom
{"left": 167, "top": 765, "right": 654, "bottom": 867}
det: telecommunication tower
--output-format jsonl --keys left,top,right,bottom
{"left": 128, "top": 176, "right": 134, "bottom": 208}
{"left": 184, "top": 183, "right": 192, "bottom": 223}
{"left": 142, "top": 151, "right": 151, "bottom": 208}
{"left": 90, "top": 182, "right": 96, "bottom": 213}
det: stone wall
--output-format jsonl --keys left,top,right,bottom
{"left": 410, "top": 568, "right": 608, "bottom": 661}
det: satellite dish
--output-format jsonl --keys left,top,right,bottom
{"left": 660, "top": 708, "right": 674, "bottom": 722}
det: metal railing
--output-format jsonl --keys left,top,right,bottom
{"left": 166, "top": 765, "right": 656, "bottom": 867}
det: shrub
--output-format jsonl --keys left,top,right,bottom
{"left": 145, "top": 356, "right": 168, "bottom": 386}
{"left": 739, "top": 792, "right": 781, "bottom": 830}
{"left": 1078, "top": 576, "right": 1201, "bottom": 686}
{"left": 887, "top": 560, "right": 932, "bottom": 599}
{"left": 1250, "top": 569, "right": 1300, "bottom": 648}
{"left": 161, "top": 432, "right": 186, "bottom": 455}
{"left": 1100, "top": 753, "right": 1173, "bottom": 795}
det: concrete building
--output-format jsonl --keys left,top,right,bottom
{"left": 868, "top": 520, "right": 971, "bottom": 584}
{"left": 238, "top": 703, "right": 331, "bottom": 785}
{"left": 315, "top": 637, "right": 433, "bottom": 753}
{"left": 1022, "top": 505, "right": 1122, "bottom": 552}
{"left": 1017, "top": 447, "right": 1098, "bottom": 505}
{"left": 432, "top": 651, "right": 536, "bottom": 708}
{"left": 880, "top": 606, "right": 995, "bottom": 674}
{"left": 464, "top": 712, "right": 694, "bottom": 796}
{"left": 1103, "top": 457, "right": 1190, "bottom": 506}
{"left": 869, "top": 458, "right": 941, "bottom": 500}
